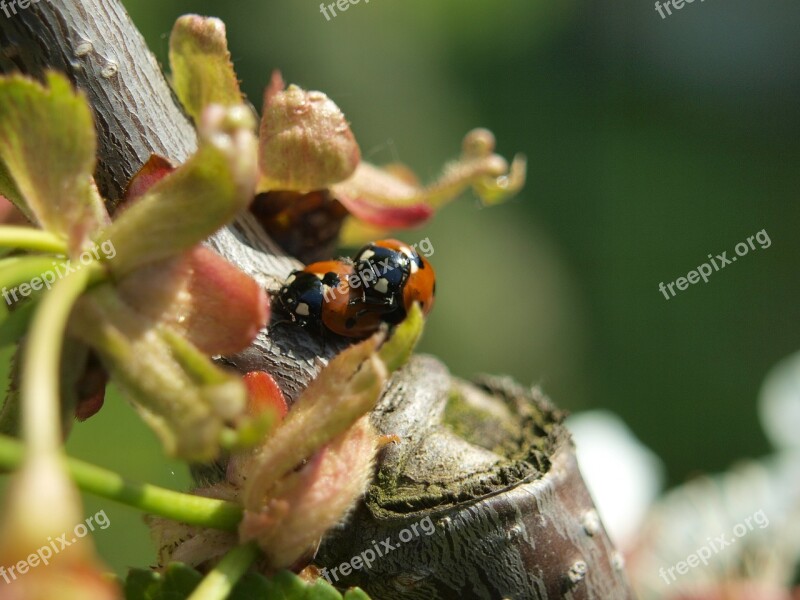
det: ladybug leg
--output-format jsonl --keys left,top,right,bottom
{"left": 268, "top": 311, "right": 297, "bottom": 327}
{"left": 354, "top": 294, "right": 397, "bottom": 309}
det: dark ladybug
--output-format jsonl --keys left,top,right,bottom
{"left": 354, "top": 239, "right": 435, "bottom": 323}
{"left": 276, "top": 260, "right": 349, "bottom": 332}
{"left": 277, "top": 259, "right": 381, "bottom": 338}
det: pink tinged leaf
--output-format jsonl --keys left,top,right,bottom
{"left": 331, "top": 128, "right": 527, "bottom": 229}
{"left": 100, "top": 104, "right": 258, "bottom": 278}
{"left": 115, "top": 246, "right": 268, "bottom": 356}
{"left": 332, "top": 162, "right": 432, "bottom": 228}
{"left": 114, "top": 253, "right": 193, "bottom": 332}
{"left": 169, "top": 15, "right": 245, "bottom": 123}
{"left": 183, "top": 247, "right": 269, "bottom": 355}
{"left": 239, "top": 416, "right": 378, "bottom": 570}
{"left": 243, "top": 371, "right": 288, "bottom": 421}
{"left": 258, "top": 77, "right": 361, "bottom": 192}
{"left": 241, "top": 336, "right": 387, "bottom": 509}
{"left": 0, "top": 73, "right": 109, "bottom": 246}
{"left": 121, "top": 154, "right": 175, "bottom": 206}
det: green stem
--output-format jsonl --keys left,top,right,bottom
{"left": 0, "top": 226, "right": 67, "bottom": 254}
{"left": 20, "top": 264, "right": 97, "bottom": 454}
{"left": 0, "top": 255, "right": 64, "bottom": 305}
{"left": 0, "top": 435, "right": 243, "bottom": 529}
{"left": 188, "top": 542, "right": 260, "bottom": 600}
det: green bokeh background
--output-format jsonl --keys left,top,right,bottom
{"left": 6, "top": 0, "right": 800, "bottom": 577}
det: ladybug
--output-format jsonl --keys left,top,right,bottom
{"left": 276, "top": 266, "right": 334, "bottom": 329}
{"left": 277, "top": 260, "right": 382, "bottom": 338}
{"left": 276, "top": 239, "right": 436, "bottom": 338}
{"left": 353, "top": 239, "right": 435, "bottom": 323}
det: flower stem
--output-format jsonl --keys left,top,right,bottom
{"left": 187, "top": 542, "right": 260, "bottom": 600}
{"left": 0, "top": 434, "right": 243, "bottom": 530}
{"left": 21, "top": 265, "right": 93, "bottom": 454}
{"left": 0, "top": 255, "right": 65, "bottom": 301}
{"left": 0, "top": 226, "right": 67, "bottom": 254}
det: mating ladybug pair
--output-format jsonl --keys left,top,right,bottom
{"left": 277, "top": 239, "right": 436, "bottom": 338}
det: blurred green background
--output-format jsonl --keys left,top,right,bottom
{"left": 7, "top": 0, "right": 799, "bottom": 577}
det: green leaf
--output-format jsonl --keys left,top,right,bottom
{"left": 124, "top": 568, "right": 160, "bottom": 600}
{"left": 124, "top": 564, "right": 202, "bottom": 600}
{"left": 101, "top": 105, "right": 258, "bottom": 277}
{"left": 342, "top": 590, "right": 372, "bottom": 600}
{"left": 0, "top": 72, "right": 108, "bottom": 244}
{"left": 160, "top": 563, "right": 205, "bottom": 599}
{"left": 169, "top": 15, "right": 244, "bottom": 123}
{"left": 378, "top": 302, "right": 425, "bottom": 373}
{"left": 227, "top": 573, "right": 268, "bottom": 600}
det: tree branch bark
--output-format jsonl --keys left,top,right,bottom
{"left": 0, "top": 1, "right": 636, "bottom": 598}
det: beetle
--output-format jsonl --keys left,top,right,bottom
{"left": 276, "top": 239, "right": 435, "bottom": 338}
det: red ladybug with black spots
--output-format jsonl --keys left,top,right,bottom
{"left": 276, "top": 239, "right": 435, "bottom": 338}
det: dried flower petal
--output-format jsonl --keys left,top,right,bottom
{"left": 333, "top": 128, "right": 526, "bottom": 230}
